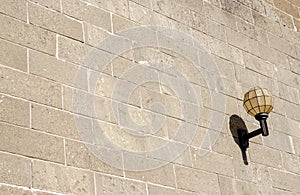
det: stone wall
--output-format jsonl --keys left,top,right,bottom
{"left": 0, "top": 0, "right": 300, "bottom": 194}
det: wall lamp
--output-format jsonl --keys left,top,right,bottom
{"left": 238, "top": 87, "right": 274, "bottom": 151}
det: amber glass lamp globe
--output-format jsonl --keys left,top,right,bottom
{"left": 243, "top": 86, "right": 274, "bottom": 117}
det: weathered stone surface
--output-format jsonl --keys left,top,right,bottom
{"left": 0, "top": 185, "right": 32, "bottom": 195}
{"left": 249, "top": 143, "right": 282, "bottom": 168}
{"left": 0, "top": 66, "right": 62, "bottom": 108}
{"left": 282, "top": 152, "right": 300, "bottom": 174}
{"left": 191, "top": 148, "right": 234, "bottom": 177}
{"left": 204, "top": 2, "right": 237, "bottom": 30}
{"left": 209, "top": 38, "right": 244, "bottom": 65}
{"left": 84, "top": 0, "right": 129, "bottom": 18}
{"left": 0, "top": 122, "right": 64, "bottom": 163}
{"left": 66, "top": 139, "right": 123, "bottom": 175}
{"left": 29, "top": 3, "right": 83, "bottom": 41}
{"left": 126, "top": 164, "right": 176, "bottom": 187}
{"left": 31, "top": 104, "right": 92, "bottom": 141}
{"left": 0, "top": 0, "right": 27, "bottom": 21}
{"left": 29, "top": 50, "right": 87, "bottom": 89}
{"left": 84, "top": 22, "right": 110, "bottom": 47}
{"left": 243, "top": 52, "right": 276, "bottom": 78}
{"left": 0, "top": 95, "right": 29, "bottom": 127}
{"left": 268, "top": 33, "right": 297, "bottom": 58}
{"left": 0, "top": 14, "right": 56, "bottom": 55}
{"left": 175, "top": 165, "right": 220, "bottom": 194}
{"left": 220, "top": 0, "right": 254, "bottom": 22}
{"left": 129, "top": 1, "right": 153, "bottom": 25}
{"left": 274, "top": 0, "right": 299, "bottom": 19}
{"left": 226, "top": 28, "right": 260, "bottom": 56}
{"left": 206, "top": 19, "right": 226, "bottom": 41}
{"left": 30, "top": 0, "right": 61, "bottom": 11}
{"left": 263, "top": 130, "right": 294, "bottom": 153}
{"left": 259, "top": 43, "right": 290, "bottom": 69}
{"left": 96, "top": 174, "right": 146, "bottom": 194}
{"left": 269, "top": 168, "right": 300, "bottom": 193}
{"left": 0, "top": 39, "right": 27, "bottom": 72}
{"left": 0, "top": 152, "right": 30, "bottom": 186}
{"left": 32, "top": 160, "right": 94, "bottom": 194}
{"left": 63, "top": 0, "right": 111, "bottom": 30}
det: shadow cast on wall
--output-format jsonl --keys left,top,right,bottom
{"left": 229, "top": 114, "right": 249, "bottom": 165}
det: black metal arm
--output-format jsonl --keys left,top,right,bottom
{"left": 238, "top": 113, "right": 269, "bottom": 151}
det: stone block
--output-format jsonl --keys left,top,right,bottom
{"left": 263, "top": 131, "right": 294, "bottom": 153}
{"left": 58, "top": 35, "right": 115, "bottom": 70}
{"left": 282, "top": 152, "right": 300, "bottom": 174}
{"left": 29, "top": 3, "right": 83, "bottom": 41}
{"left": 259, "top": 43, "right": 290, "bottom": 69}
{"left": 96, "top": 174, "right": 146, "bottom": 194}
{"left": 275, "top": 9, "right": 294, "bottom": 29}
{"left": 0, "top": 0, "right": 26, "bottom": 21}
{"left": 65, "top": 139, "right": 123, "bottom": 175}
{"left": 84, "top": 0, "right": 129, "bottom": 18}
{"left": 218, "top": 175, "right": 234, "bottom": 195}
{"left": 84, "top": 22, "right": 110, "bottom": 47}
{"left": 204, "top": 2, "right": 237, "bottom": 30}
{"left": 0, "top": 152, "right": 30, "bottom": 186}
{"left": 130, "top": 0, "right": 151, "bottom": 8}
{"left": 249, "top": 143, "right": 282, "bottom": 168}
{"left": 274, "top": 0, "right": 299, "bottom": 19}
{"left": 58, "top": 36, "right": 91, "bottom": 65}
{"left": 285, "top": 102, "right": 300, "bottom": 122}
{"left": 63, "top": 0, "right": 111, "bottom": 30}
{"left": 289, "top": 57, "right": 300, "bottom": 75}
{"left": 268, "top": 33, "right": 297, "bottom": 58}
{"left": 0, "top": 185, "right": 31, "bottom": 195}
{"left": 112, "top": 14, "right": 138, "bottom": 33}
{"left": 0, "top": 66, "right": 62, "bottom": 108}
{"left": 0, "top": 122, "right": 64, "bottom": 163}
{"left": 269, "top": 168, "right": 300, "bottom": 193}
{"left": 190, "top": 12, "right": 206, "bottom": 32}
{"left": 153, "top": 0, "right": 190, "bottom": 25}
{"left": 0, "top": 39, "right": 27, "bottom": 72}
{"left": 29, "top": 50, "right": 87, "bottom": 89}
{"left": 226, "top": 28, "right": 260, "bottom": 56}
{"left": 278, "top": 82, "right": 300, "bottom": 104}
{"left": 31, "top": 104, "right": 93, "bottom": 142}
{"left": 277, "top": 67, "right": 300, "bottom": 90}
{"left": 220, "top": 0, "right": 253, "bottom": 23}
{"left": 235, "top": 65, "right": 279, "bottom": 97}
{"left": 191, "top": 148, "right": 234, "bottom": 177}
{"left": 0, "top": 95, "right": 29, "bottom": 127}
{"left": 212, "top": 132, "right": 242, "bottom": 159}
{"left": 206, "top": 19, "right": 226, "bottom": 41}
{"left": 209, "top": 38, "right": 244, "bottom": 65}
{"left": 148, "top": 184, "right": 176, "bottom": 195}
{"left": 125, "top": 164, "right": 176, "bottom": 187}
{"left": 232, "top": 179, "right": 258, "bottom": 194}
{"left": 32, "top": 160, "right": 94, "bottom": 194}
{"left": 30, "top": 0, "right": 61, "bottom": 11}
{"left": 294, "top": 19, "right": 300, "bottom": 33}
{"left": 233, "top": 160, "right": 256, "bottom": 182}
{"left": 270, "top": 113, "right": 300, "bottom": 139}
{"left": 129, "top": 1, "right": 153, "bottom": 25}
{"left": 175, "top": 165, "right": 220, "bottom": 194}
{"left": 294, "top": 137, "right": 300, "bottom": 156}
{"left": 253, "top": 10, "right": 282, "bottom": 36}
{"left": 0, "top": 14, "right": 56, "bottom": 55}
{"left": 243, "top": 51, "right": 276, "bottom": 78}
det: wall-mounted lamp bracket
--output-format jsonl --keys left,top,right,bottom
{"left": 238, "top": 113, "right": 269, "bottom": 151}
